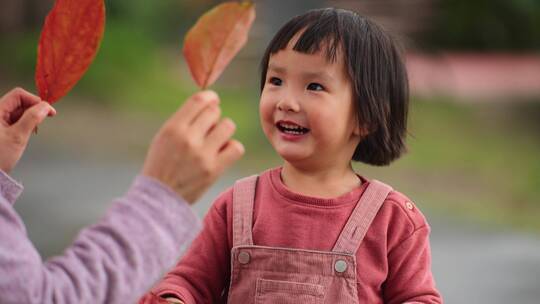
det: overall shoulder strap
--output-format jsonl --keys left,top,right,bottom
{"left": 232, "top": 175, "right": 258, "bottom": 247}
{"left": 332, "top": 180, "right": 393, "bottom": 255}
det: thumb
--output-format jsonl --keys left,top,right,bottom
{"left": 13, "top": 102, "right": 55, "bottom": 136}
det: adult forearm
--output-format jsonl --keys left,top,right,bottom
{"left": 0, "top": 173, "right": 201, "bottom": 304}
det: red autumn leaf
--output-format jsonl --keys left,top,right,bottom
{"left": 183, "top": 1, "right": 256, "bottom": 89}
{"left": 35, "top": 0, "right": 106, "bottom": 104}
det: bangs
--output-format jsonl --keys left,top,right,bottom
{"left": 265, "top": 9, "right": 346, "bottom": 64}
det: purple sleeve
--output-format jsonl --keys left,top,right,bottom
{"left": 0, "top": 170, "right": 201, "bottom": 304}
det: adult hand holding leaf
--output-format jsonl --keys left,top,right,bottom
{"left": 35, "top": 0, "right": 106, "bottom": 104}
{"left": 183, "top": 1, "right": 256, "bottom": 89}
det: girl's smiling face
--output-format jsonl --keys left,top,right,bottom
{"left": 260, "top": 41, "right": 362, "bottom": 170}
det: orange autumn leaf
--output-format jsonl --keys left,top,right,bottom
{"left": 35, "top": 0, "right": 106, "bottom": 104}
{"left": 183, "top": 1, "right": 256, "bottom": 89}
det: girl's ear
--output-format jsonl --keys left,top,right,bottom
{"left": 353, "top": 126, "right": 369, "bottom": 138}
{"left": 352, "top": 120, "right": 369, "bottom": 137}
{"left": 353, "top": 124, "right": 361, "bottom": 136}
{"left": 350, "top": 101, "right": 369, "bottom": 137}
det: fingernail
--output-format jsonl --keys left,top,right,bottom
{"left": 41, "top": 106, "right": 50, "bottom": 116}
{"left": 238, "top": 142, "right": 246, "bottom": 154}
{"left": 225, "top": 118, "right": 236, "bottom": 130}
{"left": 201, "top": 90, "right": 219, "bottom": 104}
{"left": 40, "top": 104, "right": 52, "bottom": 115}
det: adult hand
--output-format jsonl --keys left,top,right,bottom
{"left": 0, "top": 87, "right": 56, "bottom": 174}
{"left": 142, "top": 90, "right": 244, "bottom": 204}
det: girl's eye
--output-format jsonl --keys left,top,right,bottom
{"left": 269, "top": 77, "right": 282, "bottom": 86}
{"left": 307, "top": 83, "right": 324, "bottom": 91}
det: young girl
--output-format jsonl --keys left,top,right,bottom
{"left": 142, "top": 8, "right": 442, "bottom": 304}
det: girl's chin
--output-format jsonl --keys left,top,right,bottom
{"left": 268, "top": 133, "right": 314, "bottom": 162}
{"left": 274, "top": 148, "right": 311, "bottom": 163}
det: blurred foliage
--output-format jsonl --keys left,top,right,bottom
{"left": 104, "top": 0, "right": 217, "bottom": 43}
{"left": 405, "top": 98, "right": 540, "bottom": 231}
{"left": 421, "top": 0, "right": 540, "bottom": 51}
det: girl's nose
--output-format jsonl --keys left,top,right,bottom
{"left": 276, "top": 96, "right": 300, "bottom": 112}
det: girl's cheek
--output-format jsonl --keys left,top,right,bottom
{"left": 260, "top": 92, "right": 273, "bottom": 113}
{"left": 259, "top": 99, "right": 273, "bottom": 127}
{"left": 307, "top": 110, "right": 324, "bottom": 129}
{"left": 259, "top": 105, "right": 274, "bottom": 141}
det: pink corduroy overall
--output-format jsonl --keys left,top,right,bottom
{"left": 226, "top": 175, "right": 393, "bottom": 304}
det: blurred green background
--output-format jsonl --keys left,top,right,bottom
{"left": 1, "top": 0, "right": 539, "bottom": 232}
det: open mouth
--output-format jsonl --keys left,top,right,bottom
{"left": 276, "top": 121, "right": 310, "bottom": 135}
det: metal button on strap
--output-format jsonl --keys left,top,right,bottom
{"left": 406, "top": 201, "right": 414, "bottom": 210}
{"left": 334, "top": 259, "right": 347, "bottom": 273}
{"left": 238, "top": 251, "right": 250, "bottom": 264}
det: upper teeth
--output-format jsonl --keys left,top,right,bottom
{"left": 281, "top": 123, "right": 301, "bottom": 130}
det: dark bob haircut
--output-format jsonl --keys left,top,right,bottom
{"left": 260, "top": 8, "right": 409, "bottom": 166}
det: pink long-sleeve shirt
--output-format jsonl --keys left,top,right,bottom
{"left": 0, "top": 170, "right": 201, "bottom": 304}
{"left": 149, "top": 167, "right": 442, "bottom": 303}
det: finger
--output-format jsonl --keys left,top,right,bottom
{"left": 1, "top": 88, "right": 43, "bottom": 125}
{"left": 216, "top": 139, "right": 245, "bottom": 172}
{"left": 9, "top": 101, "right": 56, "bottom": 125}
{"left": 205, "top": 118, "right": 236, "bottom": 153}
{"left": 13, "top": 88, "right": 42, "bottom": 106}
{"left": 170, "top": 90, "right": 219, "bottom": 127}
{"left": 189, "top": 104, "right": 221, "bottom": 137}
{"left": 0, "top": 87, "right": 42, "bottom": 113}
{"left": 12, "top": 102, "right": 55, "bottom": 136}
